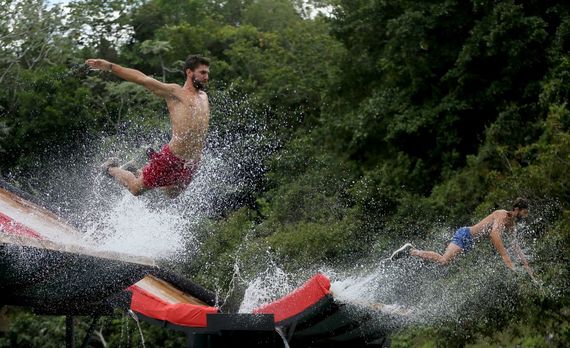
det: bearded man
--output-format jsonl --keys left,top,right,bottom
{"left": 86, "top": 55, "right": 210, "bottom": 198}
{"left": 391, "top": 197, "right": 536, "bottom": 279}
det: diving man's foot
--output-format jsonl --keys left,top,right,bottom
{"left": 101, "top": 157, "right": 120, "bottom": 177}
{"left": 390, "top": 243, "right": 415, "bottom": 261}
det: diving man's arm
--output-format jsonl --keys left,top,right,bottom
{"left": 489, "top": 218, "right": 514, "bottom": 270}
{"left": 512, "top": 235, "right": 536, "bottom": 279}
{"left": 85, "top": 59, "right": 178, "bottom": 98}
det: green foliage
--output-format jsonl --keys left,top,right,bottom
{"left": 242, "top": 0, "right": 302, "bottom": 32}
{"left": 0, "top": 0, "right": 75, "bottom": 71}
{"left": 266, "top": 218, "right": 361, "bottom": 266}
{"left": 190, "top": 208, "right": 255, "bottom": 288}
{"left": 0, "top": 67, "right": 99, "bottom": 169}
{"left": 0, "top": 310, "right": 66, "bottom": 348}
{"left": 326, "top": 0, "right": 567, "bottom": 194}
{"left": 0, "top": 308, "right": 186, "bottom": 347}
{"left": 2, "top": 0, "right": 570, "bottom": 346}
{"left": 129, "top": 0, "right": 209, "bottom": 44}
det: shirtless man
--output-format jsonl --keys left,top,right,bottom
{"left": 391, "top": 198, "right": 535, "bottom": 279}
{"left": 85, "top": 55, "right": 210, "bottom": 198}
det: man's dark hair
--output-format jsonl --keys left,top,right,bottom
{"left": 512, "top": 197, "right": 529, "bottom": 210}
{"left": 183, "top": 55, "right": 210, "bottom": 76}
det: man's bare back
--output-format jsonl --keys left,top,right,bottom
{"left": 470, "top": 209, "right": 515, "bottom": 240}
{"left": 87, "top": 55, "right": 211, "bottom": 198}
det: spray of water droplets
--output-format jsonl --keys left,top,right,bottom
{"left": 23, "top": 88, "right": 282, "bottom": 262}
{"left": 234, "top": 211, "right": 561, "bottom": 335}
{"left": 10, "top": 78, "right": 565, "bottom": 339}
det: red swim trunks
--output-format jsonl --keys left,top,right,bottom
{"left": 141, "top": 145, "right": 198, "bottom": 189}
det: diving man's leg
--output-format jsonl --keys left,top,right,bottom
{"left": 107, "top": 166, "right": 146, "bottom": 196}
{"left": 410, "top": 243, "right": 463, "bottom": 265}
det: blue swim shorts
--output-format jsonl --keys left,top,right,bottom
{"left": 450, "top": 227, "right": 474, "bottom": 251}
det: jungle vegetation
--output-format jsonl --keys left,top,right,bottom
{"left": 0, "top": 0, "right": 568, "bottom": 346}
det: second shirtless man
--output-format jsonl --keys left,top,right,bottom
{"left": 86, "top": 55, "right": 210, "bottom": 198}
{"left": 390, "top": 197, "right": 535, "bottom": 279}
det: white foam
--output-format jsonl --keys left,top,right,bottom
{"left": 238, "top": 266, "right": 295, "bottom": 313}
{"left": 89, "top": 194, "right": 185, "bottom": 257}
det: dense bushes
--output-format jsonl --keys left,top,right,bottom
{"left": 1, "top": 0, "right": 568, "bottom": 346}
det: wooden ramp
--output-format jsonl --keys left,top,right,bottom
{"left": 0, "top": 179, "right": 214, "bottom": 315}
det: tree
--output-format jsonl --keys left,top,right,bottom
{"left": 64, "top": 0, "right": 139, "bottom": 57}
{"left": 140, "top": 39, "right": 174, "bottom": 81}
{"left": 0, "top": 0, "right": 72, "bottom": 82}
{"left": 242, "top": 0, "right": 302, "bottom": 32}
{"left": 325, "top": 0, "right": 566, "bottom": 193}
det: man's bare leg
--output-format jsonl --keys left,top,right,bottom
{"left": 108, "top": 167, "right": 146, "bottom": 196}
{"left": 410, "top": 243, "right": 463, "bottom": 265}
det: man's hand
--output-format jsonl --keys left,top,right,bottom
{"left": 85, "top": 58, "right": 113, "bottom": 72}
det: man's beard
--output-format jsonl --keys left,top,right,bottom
{"left": 192, "top": 77, "right": 206, "bottom": 91}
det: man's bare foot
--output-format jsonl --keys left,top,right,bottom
{"left": 101, "top": 157, "right": 120, "bottom": 177}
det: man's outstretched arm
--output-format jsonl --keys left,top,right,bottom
{"left": 512, "top": 237, "right": 536, "bottom": 279}
{"left": 85, "top": 59, "right": 177, "bottom": 98}
{"left": 489, "top": 219, "right": 514, "bottom": 270}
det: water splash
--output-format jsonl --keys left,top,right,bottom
{"left": 233, "top": 223, "right": 552, "bottom": 336}
{"left": 82, "top": 193, "right": 185, "bottom": 256}
{"left": 24, "top": 88, "right": 281, "bottom": 261}
{"left": 238, "top": 264, "right": 295, "bottom": 313}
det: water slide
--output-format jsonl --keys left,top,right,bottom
{"left": 0, "top": 178, "right": 393, "bottom": 347}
